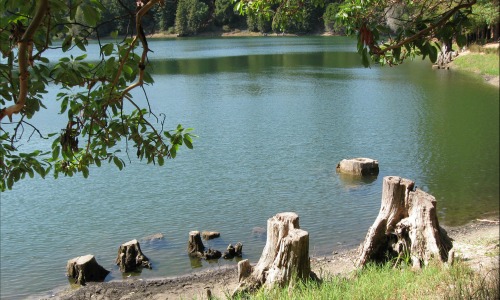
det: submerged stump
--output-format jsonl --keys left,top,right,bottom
{"left": 357, "top": 176, "right": 452, "bottom": 268}
{"left": 233, "top": 212, "right": 311, "bottom": 295}
{"left": 66, "top": 254, "right": 109, "bottom": 285}
{"left": 336, "top": 158, "right": 379, "bottom": 176}
{"left": 116, "top": 239, "right": 151, "bottom": 272}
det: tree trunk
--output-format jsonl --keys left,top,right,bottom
{"left": 357, "top": 176, "right": 452, "bottom": 268}
{"left": 115, "top": 239, "right": 151, "bottom": 272}
{"left": 233, "top": 212, "right": 311, "bottom": 295}
{"left": 66, "top": 254, "right": 109, "bottom": 285}
{"left": 187, "top": 231, "right": 205, "bottom": 258}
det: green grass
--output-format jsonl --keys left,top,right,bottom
{"left": 233, "top": 261, "right": 499, "bottom": 300}
{"left": 452, "top": 45, "right": 499, "bottom": 76}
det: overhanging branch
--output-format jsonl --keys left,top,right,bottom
{"left": 0, "top": 0, "right": 49, "bottom": 123}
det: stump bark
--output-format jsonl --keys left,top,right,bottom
{"left": 116, "top": 239, "right": 151, "bottom": 272}
{"left": 187, "top": 231, "right": 205, "bottom": 258}
{"left": 233, "top": 212, "right": 311, "bottom": 295}
{"left": 357, "top": 176, "right": 452, "bottom": 268}
{"left": 66, "top": 254, "right": 109, "bottom": 285}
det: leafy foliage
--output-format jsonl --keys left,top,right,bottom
{"left": 0, "top": 0, "right": 196, "bottom": 191}
{"left": 175, "top": 0, "right": 210, "bottom": 36}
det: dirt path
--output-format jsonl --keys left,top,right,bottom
{"left": 50, "top": 218, "right": 499, "bottom": 300}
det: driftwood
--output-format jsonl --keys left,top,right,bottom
{"left": 234, "top": 212, "right": 311, "bottom": 295}
{"left": 357, "top": 176, "right": 453, "bottom": 268}
{"left": 116, "top": 239, "right": 151, "bottom": 272}
{"left": 66, "top": 254, "right": 109, "bottom": 285}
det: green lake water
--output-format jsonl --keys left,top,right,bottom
{"left": 0, "top": 36, "right": 498, "bottom": 299}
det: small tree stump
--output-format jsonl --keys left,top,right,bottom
{"left": 336, "top": 158, "right": 379, "bottom": 176}
{"left": 357, "top": 176, "right": 452, "bottom": 268}
{"left": 238, "top": 259, "right": 252, "bottom": 282}
{"left": 202, "top": 231, "right": 220, "bottom": 240}
{"left": 116, "top": 239, "right": 151, "bottom": 272}
{"left": 187, "top": 231, "right": 205, "bottom": 258}
{"left": 66, "top": 254, "right": 109, "bottom": 285}
{"left": 233, "top": 212, "right": 311, "bottom": 295}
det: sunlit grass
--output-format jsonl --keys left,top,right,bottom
{"left": 233, "top": 261, "right": 499, "bottom": 300}
{"left": 453, "top": 44, "right": 499, "bottom": 76}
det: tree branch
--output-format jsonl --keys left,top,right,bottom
{"left": 0, "top": 0, "right": 49, "bottom": 122}
{"left": 377, "top": 0, "right": 476, "bottom": 54}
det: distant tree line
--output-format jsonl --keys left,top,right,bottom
{"left": 69, "top": 0, "right": 498, "bottom": 44}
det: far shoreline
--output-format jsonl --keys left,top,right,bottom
{"left": 146, "top": 29, "right": 499, "bottom": 88}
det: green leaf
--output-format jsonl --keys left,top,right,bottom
{"left": 102, "top": 43, "right": 113, "bottom": 56}
{"left": 52, "top": 146, "right": 60, "bottom": 160}
{"left": 62, "top": 36, "right": 72, "bottom": 52}
{"left": 123, "top": 64, "right": 133, "bottom": 75}
{"left": 170, "top": 145, "right": 178, "bottom": 158}
{"left": 113, "top": 156, "right": 123, "bottom": 170}
{"left": 81, "top": 166, "right": 89, "bottom": 178}
{"left": 183, "top": 137, "right": 193, "bottom": 149}
{"left": 158, "top": 155, "right": 164, "bottom": 166}
{"left": 81, "top": 5, "right": 99, "bottom": 27}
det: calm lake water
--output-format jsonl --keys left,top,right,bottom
{"left": 1, "top": 36, "right": 498, "bottom": 299}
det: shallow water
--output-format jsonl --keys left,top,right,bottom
{"left": 1, "top": 36, "right": 498, "bottom": 299}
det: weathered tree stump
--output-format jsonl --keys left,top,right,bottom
{"left": 233, "top": 212, "right": 311, "bottom": 295}
{"left": 357, "top": 176, "right": 453, "bottom": 268}
{"left": 116, "top": 239, "right": 151, "bottom": 272}
{"left": 238, "top": 259, "right": 252, "bottom": 282}
{"left": 187, "top": 231, "right": 205, "bottom": 258}
{"left": 336, "top": 158, "right": 379, "bottom": 176}
{"left": 203, "top": 248, "right": 222, "bottom": 260}
{"left": 66, "top": 254, "right": 109, "bottom": 285}
{"left": 223, "top": 242, "right": 243, "bottom": 259}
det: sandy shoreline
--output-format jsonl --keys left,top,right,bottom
{"left": 44, "top": 218, "right": 499, "bottom": 300}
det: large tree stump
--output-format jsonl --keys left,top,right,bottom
{"left": 233, "top": 212, "right": 311, "bottom": 295}
{"left": 357, "top": 176, "right": 453, "bottom": 268}
{"left": 66, "top": 254, "right": 109, "bottom": 285}
{"left": 116, "top": 239, "right": 151, "bottom": 272}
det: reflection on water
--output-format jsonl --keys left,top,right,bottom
{"left": 337, "top": 173, "right": 378, "bottom": 189}
{"left": 0, "top": 36, "right": 498, "bottom": 299}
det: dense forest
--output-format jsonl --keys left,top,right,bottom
{"left": 85, "top": 0, "right": 498, "bottom": 43}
